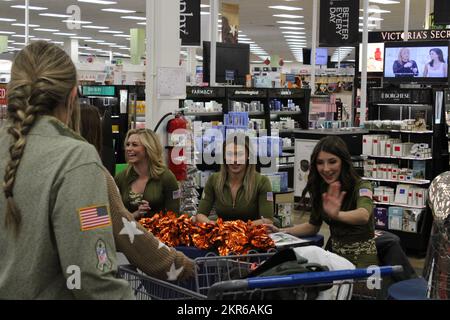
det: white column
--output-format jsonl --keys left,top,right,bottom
{"left": 404, "top": 0, "right": 410, "bottom": 41}
{"left": 210, "top": 0, "right": 219, "bottom": 86}
{"left": 63, "top": 38, "right": 79, "bottom": 64}
{"left": 146, "top": 0, "right": 181, "bottom": 131}
{"left": 360, "top": 0, "right": 369, "bottom": 127}
{"left": 311, "top": 0, "right": 318, "bottom": 93}
{"left": 25, "top": 0, "right": 29, "bottom": 45}
{"left": 187, "top": 47, "right": 197, "bottom": 85}
{"left": 425, "top": 0, "right": 431, "bottom": 29}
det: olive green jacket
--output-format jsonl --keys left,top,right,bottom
{"left": 309, "top": 180, "right": 375, "bottom": 244}
{"left": 198, "top": 172, "right": 274, "bottom": 222}
{"left": 114, "top": 166, "right": 180, "bottom": 216}
{"left": 0, "top": 116, "right": 133, "bottom": 299}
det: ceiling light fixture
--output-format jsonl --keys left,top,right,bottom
{"left": 39, "top": 13, "right": 71, "bottom": 18}
{"left": 269, "top": 5, "right": 303, "bottom": 11}
{"left": 34, "top": 28, "right": 60, "bottom": 32}
{"left": 62, "top": 20, "right": 93, "bottom": 24}
{"left": 277, "top": 21, "right": 304, "bottom": 25}
{"left": 99, "top": 30, "right": 123, "bottom": 34}
{"left": 273, "top": 14, "right": 304, "bottom": 18}
{"left": 77, "top": 0, "right": 117, "bottom": 4}
{"left": 121, "top": 16, "right": 146, "bottom": 21}
{"left": 0, "top": 18, "right": 17, "bottom": 22}
{"left": 11, "top": 5, "right": 47, "bottom": 10}
{"left": 12, "top": 23, "right": 40, "bottom": 27}
{"left": 82, "top": 25, "right": 109, "bottom": 29}
{"left": 279, "top": 26, "right": 305, "bottom": 30}
{"left": 101, "top": 8, "right": 136, "bottom": 13}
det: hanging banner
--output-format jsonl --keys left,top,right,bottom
{"left": 130, "top": 28, "right": 145, "bottom": 65}
{"left": 180, "top": 0, "right": 201, "bottom": 46}
{"left": 319, "top": 0, "right": 359, "bottom": 46}
{"left": 222, "top": 3, "right": 239, "bottom": 44}
{"left": 0, "top": 84, "right": 7, "bottom": 105}
{"left": 0, "top": 36, "right": 8, "bottom": 54}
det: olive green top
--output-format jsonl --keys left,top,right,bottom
{"left": 114, "top": 167, "right": 180, "bottom": 216}
{"left": 0, "top": 116, "right": 133, "bottom": 299}
{"left": 198, "top": 172, "right": 274, "bottom": 222}
{"left": 309, "top": 180, "right": 375, "bottom": 245}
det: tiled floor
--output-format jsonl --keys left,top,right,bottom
{"left": 291, "top": 210, "right": 425, "bottom": 275}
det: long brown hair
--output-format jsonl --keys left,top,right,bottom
{"left": 216, "top": 133, "right": 256, "bottom": 203}
{"left": 3, "top": 41, "right": 78, "bottom": 235}
{"left": 301, "top": 136, "right": 360, "bottom": 210}
{"left": 80, "top": 104, "right": 103, "bottom": 155}
{"left": 124, "top": 128, "right": 166, "bottom": 179}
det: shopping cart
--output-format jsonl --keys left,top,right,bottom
{"left": 118, "top": 252, "right": 403, "bottom": 300}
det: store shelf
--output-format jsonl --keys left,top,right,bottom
{"left": 362, "top": 177, "right": 430, "bottom": 185}
{"left": 373, "top": 201, "right": 426, "bottom": 209}
{"left": 276, "top": 129, "right": 295, "bottom": 133}
{"left": 270, "top": 110, "right": 302, "bottom": 115}
{"left": 373, "top": 103, "right": 431, "bottom": 107}
{"left": 183, "top": 111, "right": 223, "bottom": 117}
{"left": 277, "top": 163, "right": 294, "bottom": 169}
{"left": 367, "top": 129, "right": 433, "bottom": 134}
{"left": 248, "top": 111, "right": 265, "bottom": 116}
{"left": 282, "top": 146, "right": 295, "bottom": 151}
{"left": 361, "top": 154, "right": 432, "bottom": 161}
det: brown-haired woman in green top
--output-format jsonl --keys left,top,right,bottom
{"left": 196, "top": 133, "right": 274, "bottom": 226}
{"left": 115, "top": 128, "right": 180, "bottom": 219}
{"left": 267, "top": 136, "right": 378, "bottom": 268}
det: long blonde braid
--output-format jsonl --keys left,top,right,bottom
{"left": 3, "top": 41, "right": 78, "bottom": 234}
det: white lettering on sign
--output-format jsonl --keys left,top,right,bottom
{"left": 234, "top": 91, "right": 260, "bottom": 96}
{"left": 180, "top": 0, "right": 193, "bottom": 36}
{"left": 381, "top": 93, "right": 410, "bottom": 99}
{"left": 280, "top": 90, "right": 292, "bottom": 95}
{"left": 330, "top": 6, "right": 350, "bottom": 41}
{"left": 192, "top": 89, "right": 214, "bottom": 95}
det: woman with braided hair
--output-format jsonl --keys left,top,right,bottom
{"left": 0, "top": 41, "right": 134, "bottom": 299}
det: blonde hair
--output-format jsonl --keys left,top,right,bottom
{"left": 124, "top": 128, "right": 166, "bottom": 179}
{"left": 3, "top": 41, "right": 78, "bottom": 235}
{"left": 216, "top": 134, "right": 256, "bottom": 204}
{"left": 398, "top": 48, "right": 410, "bottom": 63}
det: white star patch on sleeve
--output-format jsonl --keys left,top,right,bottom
{"left": 119, "top": 217, "right": 144, "bottom": 244}
{"left": 158, "top": 240, "right": 170, "bottom": 251}
{"left": 166, "top": 263, "right": 184, "bottom": 281}
{"left": 229, "top": 25, "right": 238, "bottom": 36}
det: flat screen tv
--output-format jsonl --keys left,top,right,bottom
{"left": 359, "top": 42, "right": 384, "bottom": 73}
{"left": 316, "top": 48, "right": 328, "bottom": 65}
{"left": 383, "top": 41, "right": 449, "bottom": 84}
{"left": 203, "top": 41, "right": 250, "bottom": 85}
{"left": 302, "top": 48, "right": 328, "bottom": 65}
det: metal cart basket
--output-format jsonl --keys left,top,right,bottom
{"left": 118, "top": 252, "right": 402, "bottom": 300}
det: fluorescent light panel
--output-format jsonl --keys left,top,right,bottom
{"left": 121, "top": 16, "right": 146, "bottom": 20}
{"left": 277, "top": 21, "right": 304, "bottom": 25}
{"left": 99, "top": 30, "right": 123, "bottom": 34}
{"left": 12, "top": 23, "right": 40, "bottom": 27}
{"left": 273, "top": 14, "right": 303, "bottom": 18}
{"left": 279, "top": 26, "right": 305, "bottom": 30}
{"left": 77, "top": 0, "right": 117, "bottom": 4}
{"left": 11, "top": 5, "right": 47, "bottom": 10}
{"left": 34, "top": 28, "right": 60, "bottom": 32}
{"left": 39, "top": 13, "right": 71, "bottom": 18}
{"left": 62, "top": 20, "right": 92, "bottom": 24}
{"left": 102, "top": 8, "right": 136, "bottom": 13}
{"left": 0, "top": 18, "right": 16, "bottom": 22}
{"left": 269, "top": 5, "right": 303, "bottom": 11}
{"left": 82, "top": 25, "right": 109, "bottom": 29}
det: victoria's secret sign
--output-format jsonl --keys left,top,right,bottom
{"left": 368, "top": 29, "right": 450, "bottom": 42}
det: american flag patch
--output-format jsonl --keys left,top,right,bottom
{"left": 78, "top": 205, "right": 111, "bottom": 231}
{"left": 359, "top": 188, "right": 373, "bottom": 199}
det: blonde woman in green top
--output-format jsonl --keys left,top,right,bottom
{"left": 115, "top": 128, "right": 180, "bottom": 219}
{"left": 197, "top": 134, "right": 274, "bottom": 225}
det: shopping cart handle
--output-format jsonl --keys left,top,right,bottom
{"left": 247, "top": 265, "right": 403, "bottom": 289}
{"left": 207, "top": 280, "right": 249, "bottom": 300}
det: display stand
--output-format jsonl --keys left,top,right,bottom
{"left": 364, "top": 87, "right": 448, "bottom": 255}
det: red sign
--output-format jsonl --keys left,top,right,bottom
{"left": 0, "top": 84, "right": 7, "bottom": 105}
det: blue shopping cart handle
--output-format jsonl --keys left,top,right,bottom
{"left": 247, "top": 266, "right": 403, "bottom": 289}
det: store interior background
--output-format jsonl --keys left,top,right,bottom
{"left": 0, "top": 0, "right": 443, "bottom": 275}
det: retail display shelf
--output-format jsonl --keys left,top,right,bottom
{"left": 183, "top": 111, "right": 223, "bottom": 116}
{"left": 367, "top": 129, "right": 433, "bottom": 134}
{"left": 276, "top": 129, "right": 295, "bottom": 133}
{"left": 362, "top": 177, "right": 430, "bottom": 185}
{"left": 282, "top": 146, "right": 295, "bottom": 151}
{"left": 247, "top": 111, "right": 265, "bottom": 116}
{"left": 270, "top": 110, "right": 302, "bottom": 115}
{"left": 373, "top": 103, "right": 431, "bottom": 107}
{"left": 361, "top": 154, "right": 432, "bottom": 161}
{"left": 373, "top": 201, "right": 426, "bottom": 209}
{"left": 277, "top": 163, "right": 294, "bottom": 169}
